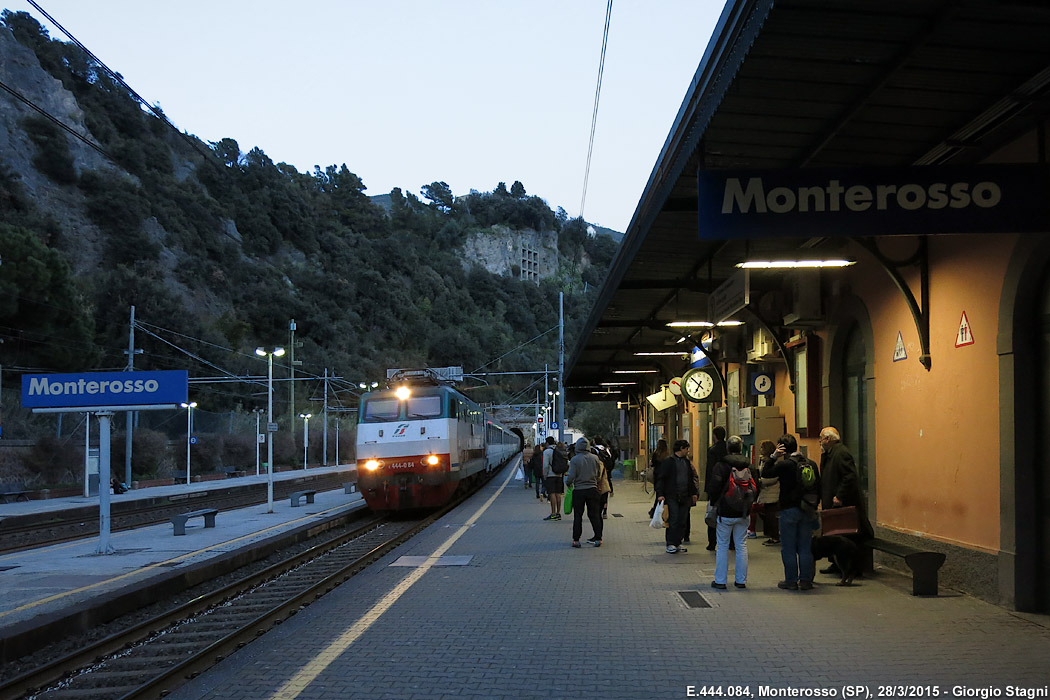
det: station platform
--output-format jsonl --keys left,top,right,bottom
{"left": 149, "top": 454, "right": 1050, "bottom": 700}
{"left": 0, "top": 465, "right": 362, "bottom": 658}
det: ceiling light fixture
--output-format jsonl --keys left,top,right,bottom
{"left": 613, "top": 369, "right": 659, "bottom": 374}
{"left": 634, "top": 351, "right": 687, "bottom": 356}
{"left": 736, "top": 260, "right": 855, "bottom": 269}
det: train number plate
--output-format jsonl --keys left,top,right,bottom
{"left": 389, "top": 461, "right": 416, "bottom": 470}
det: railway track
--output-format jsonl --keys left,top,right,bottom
{"left": 1, "top": 467, "right": 501, "bottom": 700}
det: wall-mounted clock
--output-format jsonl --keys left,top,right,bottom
{"left": 681, "top": 367, "right": 719, "bottom": 403}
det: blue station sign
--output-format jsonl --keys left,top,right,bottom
{"left": 21, "top": 371, "right": 189, "bottom": 409}
{"left": 697, "top": 164, "right": 1050, "bottom": 239}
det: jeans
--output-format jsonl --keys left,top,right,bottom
{"left": 778, "top": 506, "right": 818, "bottom": 584}
{"left": 714, "top": 515, "right": 749, "bottom": 585}
{"left": 664, "top": 499, "right": 690, "bottom": 546}
{"left": 571, "top": 487, "right": 602, "bottom": 542}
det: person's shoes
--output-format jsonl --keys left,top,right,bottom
{"left": 734, "top": 582, "right": 747, "bottom": 589}
{"left": 553, "top": 514, "right": 561, "bottom": 520}
{"left": 762, "top": 539, "right": 781, "bottom": 546}
{"left": 676, "top": 546, "right": 688, "bottom": 553}
{"left": 798, "top": 580, "right": 814, "bottom": 591}
{"left": 746, "top": 531, "right": 757, "bottom": 539}
{"left": 820, "top": 564, "right": 841, "bottom": 575}
{"left": 777, "top": 581, "right": 799, "bottom": 590}
{"left": 705, "top": 544, "right": 716, "bottom": 551}
{"left": 711, "top": 581, "right": 728, "bottom": 590}
{"left": 586, "top": 537, "right": 598, "bottom": 543}
{"left": 592, "top": 540, "right": 602, "bottom": 547}
{"left": 543, "top": 514, "right": 560, "bottom": 521}
{"left": 666, "top": 545, "right": 678, "bottom": 554}
{"left": 571, "top": 541, "right": 581, "bottom": 548}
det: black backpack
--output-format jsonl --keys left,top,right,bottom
{"left": 550, "top": 446, "right": 570, "bottom": 475}
{"left": 788, "top": 455, "right": 821, "bottom": 514}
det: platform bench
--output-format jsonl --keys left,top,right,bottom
{"left": 171, "top": 508, "right": 219, "bottom": 536}
{"left": 865, "top": 537, "right": 946, "bottom": 596}
{"left": 289, "top": 490, "right": 317, "bottom": 507}
{"left": 0, "top": 485, "right": 30, "bottom": 503}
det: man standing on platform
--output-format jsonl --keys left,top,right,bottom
{"left": 656, "top": 439, "right": 700, "bottom": 554}
{"left": 818, "top": 426, "right": 874, "bottom": 573}
{"left": 705, "top": 426, "right": 727, "bottom": 551}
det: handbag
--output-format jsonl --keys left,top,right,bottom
{"left": 704, "top": 500, "right": 717, "bottom": 528}
{"left": 563, "top": 485, "right": 574, "bottom": 514}
{"left": 821, "top": 505, "right": 860, "bottom": 536}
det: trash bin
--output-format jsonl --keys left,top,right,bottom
{"left": 622, "top": 459, "right": 636, "bottom": 480}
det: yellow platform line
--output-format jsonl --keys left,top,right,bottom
{"left": 270, "top": 458, "right": 521, "bottom": 700}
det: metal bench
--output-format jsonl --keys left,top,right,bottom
{"left": 0, "top": 485, "right": 30, "bottom": 503}
{"left": 289, "top": 490, "right": 317, "bottom": 507}
{"left": 170, "top": 508, "right": 219, "bottom": 536}
{"left": 865, "top": 537, "right": 946, "bottom": 596}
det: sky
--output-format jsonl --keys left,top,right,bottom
{"left": 17, "top": 1, "right": 728, "bottom": 233}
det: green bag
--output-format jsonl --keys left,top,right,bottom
{"left": 563, "top": 485, "right": 573, "bottom": 514}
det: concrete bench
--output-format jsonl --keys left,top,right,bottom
{"left": 289, "top": 490, "right": 317, "bottom": 507}
{"left": 343, "top": 482, "right": 357, "bottom": 494}
{"left": 171, "top": 508, "right": 219, "bottom": 536}
{"left": 865, "top": 537, "right": 946, "bottom": 596}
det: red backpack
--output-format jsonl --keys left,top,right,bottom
{"left": 721, "top": 465, "right": 757, "bottom": 514}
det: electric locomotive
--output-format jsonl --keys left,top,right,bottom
{"left": 355, "top": 369, "right": 521, "bottom": 510}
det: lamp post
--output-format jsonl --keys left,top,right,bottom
{"left": 256, "top": 346, "right": 285, "bottom": 513}
{"left": 180, "top": 401, "right": 197, "bottom": 485}
{"left": 252, "top": 408, "right": 265, "bottom": 475}
{"left": 299, "top": 413, "right": 312, "bottom": 469}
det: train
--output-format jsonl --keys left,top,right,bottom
{"left": 355, "top": 369, "right": 522, "bottom": 510}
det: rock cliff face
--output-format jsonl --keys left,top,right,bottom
{"left": 461, "top": 225, "right": 561, "bottom": 281}
{"left": 0, "top": 26, "right": 110, "bottom": 271}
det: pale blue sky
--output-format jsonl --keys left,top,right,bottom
{"left": 20, "top": 1, "right": 727, "bottom": 232}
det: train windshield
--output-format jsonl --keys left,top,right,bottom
{"left": 406, "top": 395, "right": 443, "bottom": 419}
{"left": 362, "top": 398, "right": 400, "bottom": 422}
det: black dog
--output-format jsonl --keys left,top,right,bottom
{"left": 811, "top": 535, "right": 862, "bottom": 586}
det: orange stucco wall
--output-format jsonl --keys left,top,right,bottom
{"left": 850, "top": 234, "right": 1016, "bottom": 551}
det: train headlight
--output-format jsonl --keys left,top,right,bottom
{"left": 426, "top": 455, "right": 439, "bottom": 466}
{"left": 364, "top": 459, "right": 380, "bottom": 471}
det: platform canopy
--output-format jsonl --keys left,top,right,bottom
{"left": 566, "top": 0, "right": 1050, "bottom": 401}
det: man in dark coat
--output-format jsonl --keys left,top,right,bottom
{"left": 656, "top": 439, "right": 700, "bottom": 554}
{"left": 705, "top": 426, "right": 728, "bottom": 551}
{"left": 818, "top": 426, "right": 874, "bottom": 574}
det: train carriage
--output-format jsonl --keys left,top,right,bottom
{"left": 355, "top": 371, "right": 521, "bottom": 511}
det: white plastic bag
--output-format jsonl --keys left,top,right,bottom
{"left": 514, "top": 467, "right": 524, "bottom": 481}
{"left": 649, "top": 502, "right": 666, "bottom": 529}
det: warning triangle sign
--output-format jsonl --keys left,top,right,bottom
{"left": 956, "top": 311, "right": 974, "bottom": 347}
{"left": 893, "top": 331, "right": 907, "bottom": 362}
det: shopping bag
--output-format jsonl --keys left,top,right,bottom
{"left": 649, "top": 501, "right": 666, "bottom": 529}
{"left": 564, "top": 485, "right": 574, "bottom": 514}
{"left": 821, "top": 506, "right": 859, "bottom": 536}
{"left": 514, "top": 467, "right": 524, "bottom": 481}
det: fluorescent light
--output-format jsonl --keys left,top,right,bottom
{"left": 613, "top": 369, "right": 658, "bottom": 374}
{"left": 600, "top": 381, "right": 637, "bottom": 386}
{"left": 736, "top": 260, "right": 855, "bottom": 269}
{"left": 634, "top": 352, "right": 687, "bottom": 356}
{"left": 666, "top": 320, "right": 744, "bottom": 328}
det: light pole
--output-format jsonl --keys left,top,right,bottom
{"left": 180, "top": 401, "right": 197, "bottom": 485}
{"left": 358, "top": 381, "right": 379, "bottom": 390}
{"left": 256, "top": 346, "right": 285, "bottom": 513}
{"left": 299, "top": 413, "right": 312, "bottom": 469}
{"left": 252, "top": 408, "right": 265, "bottom": 475}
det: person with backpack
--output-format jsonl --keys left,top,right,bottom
{"left": 541, "top": 437, "right": 569, "bottom": 521}
{"left": 528, "top": 443, "right": 545, "bottom": 500}
{"left": 706, "top": 435, "right": 756, "bottom": 590}
{"left": 593, "top": 436, "right": 616, "bottom": 519}
{"left": 655, "top": 439, "right": 699, "bottom": 555}
{"left": 762, "top": 433, "right": 821, "bottom": 591}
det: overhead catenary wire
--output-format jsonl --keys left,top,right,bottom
{"left": 579, "top": 0, "right": 613, "bottom": 220}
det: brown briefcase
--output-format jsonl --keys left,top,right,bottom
{"left": 821, "top": 506, "right": 860, "bottom": 536}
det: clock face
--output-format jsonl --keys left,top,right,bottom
{"left": 668, "top": 377, "right": 683, "bottom": 396}
{"left": 682, "top": 368, "right": 716, "bottom": 402}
